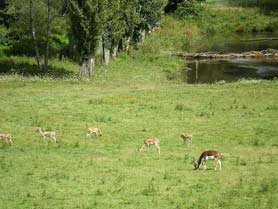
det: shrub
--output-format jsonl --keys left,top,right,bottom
{"left": 174, "top": 0, "right": 206, "bottom": 19}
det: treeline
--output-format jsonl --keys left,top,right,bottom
{"left": 0, "top": 0, "right": 166, "bottom": 79}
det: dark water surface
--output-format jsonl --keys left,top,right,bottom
{"left": 185, "top": 33, "right": 278, "bottom": 83}
{"left": 186, "top": 59, "right": 278, "bottom": 84}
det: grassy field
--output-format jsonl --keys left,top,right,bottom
{"left": 1, "top": 4, "right": 278, "bottom": 209}
{"left": 1, "top": 79, "right": 278, "bottom": 209}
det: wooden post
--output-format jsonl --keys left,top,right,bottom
{"left": 195, "top": 60, "right": 199, "bottom": 83}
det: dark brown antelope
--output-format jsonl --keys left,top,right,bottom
{"left": 138, "top": 138, "right": 160, "bottom": 155}
{"left": 87, "top": 127, "right": 102, "bottom": 139}
{"left": 180, "top": 132, "right": 193, "bottom": 144}
{"left": 193, "top": 150, "right": 222, "bottom": 171}
{"left": 0, "top": 133, "right": 13, "bottom": 145}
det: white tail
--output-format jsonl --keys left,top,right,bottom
{"left": 37, "top": 127, "right": 57, "bottom": 143}
{"left": 87, "top": 127, "right": 102, "bottom": 139}
{"left": 180, "top": 132, "right": 193, "bottom": 144}
{"left": 138, "top": 138, "right": 160, "bottom": 155}
{"left": 193, "top": 150, "right": 221, "bottom": 171}
{"left": 0, "top": 133, "right": 13, "bottom": 145}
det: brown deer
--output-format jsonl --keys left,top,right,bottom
{"left": 87, "top": 127, "right": 102, "bottom": 139}
{"left": 193, "top": 150, "right": 222, "bottom": 171}
{"left": 138, "top": 138, "right": 160, "bottom": 154}
{"left": 0, "top": 133, "right": 13, "bottom": 145}
{"left": 180, "top": 132, "right": 193, "bottom": 144}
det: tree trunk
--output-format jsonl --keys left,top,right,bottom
{"left": 139, "top": 29, "right": 146, "bottom": 44}
{"left": 125, "top": 37, "right": 131, "bottom": 51}
{"left": 118, "top": 39, "right": 124, "bottom": 52}
{"left": 68, "top": 33, "right": 75, "bottom": 58}
{"left": 102, "top": 43, "right": 110, "bottom": 65}
{"left": 44, "top": 0, "right": 51, "bottom": 72}
{"left": 79, "top": 59, "right": 88, "bottom": 80}
{"left": 88, "top": 56, "right": 95, "bottom": 78}
{"left": 111, "top": 44, "right": 118, "bottom": 60}
{"left": 29, "top": 0, "right": 41, "bottom": 71}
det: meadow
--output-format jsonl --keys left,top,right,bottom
{"left": 1, "top": 4, "right": 278, "bottom": 209}
{"left": 1, "top": 77, "right": 278, "bottom": 209}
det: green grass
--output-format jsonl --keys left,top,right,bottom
{"left": 0, "top": 80, "right": 278, "bottom": 209}
{"left": 201, "top": 7, "right": 278, "bottom": 34}
{"left": 1, "top": 5, "right": 278, "bottom": 209}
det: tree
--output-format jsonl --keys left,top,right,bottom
{"left": 69, "top": 0, "right": 107, "bottom": 79}
{"left": 101, "top": 0, "right": 126, "bottom": 64}
{"left": 133, "top": 0, "right": 164, "bottom": 44}
{"left": 7, "top": 0, "right": 67, "bottom": 71}
{"left": 164, "top": 0, "right": 185, "bottom": 13}
{"left": 44, "top": 0, "right": 51, "bottom": 72}
{"left": 118, "top": 0, "right": 140, "bottom": 52}
{"left": 29, "top": 0, "right": 41, "bottom": 71}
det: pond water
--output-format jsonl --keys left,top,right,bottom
{"left": 185, "top": 33, "right": 278, "bottom": 83}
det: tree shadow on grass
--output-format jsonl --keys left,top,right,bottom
{"left": 0, "top": 58, "right": 77, "bottom": 78}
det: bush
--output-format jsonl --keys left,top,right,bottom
{"left": 9, "top": 34, "right": 69, "bottom": 58}
{"left": 174, "top": 0, "right": 206, "bottom": 19}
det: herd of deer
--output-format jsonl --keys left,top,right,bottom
{"left": 0, "top": 127, "right": 221, "bottom": 171}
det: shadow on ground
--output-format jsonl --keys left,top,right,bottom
{"left": 0, "top": 58, "right": 76, "bottom": 78}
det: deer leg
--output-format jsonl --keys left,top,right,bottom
{"left": 202, "top": 161, "right": 207, "bottom": 170}
{"left": 53, "top": 136, "right": 57, "bottom": 144}
{"left": 218, "top": 160, "right": 221, "bottom": 171}
{"left": 9, "top": 137, "right": 13, "bottom": 145}
{"left": 215, "top": 159, "right": 218, "bottom": 170}
{"left": 155, "top": 144, "right": 160, "bottom": 155}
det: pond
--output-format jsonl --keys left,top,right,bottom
{"left": 185, "top": 33, "right": 278, "bottom": 83}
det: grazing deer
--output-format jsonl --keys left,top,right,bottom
{"left": 87, "top": 127, "right": 102, "bottom": 139}
{"left": 0, "top": 133, "right": 13, "bottom": 145}
{"left": 180, "top": 132, "right": 193, "bottom": 144}
{"left": 37, "top": 127, "right": 57, "bottom": 143}
{"left": 193, "top": 150, "right": 222, "bottom": 171}
{"left": 138, "top": 138, "right": 160, "bottom": 154}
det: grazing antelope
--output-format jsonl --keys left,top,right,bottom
{"left": 138, "top": 138, "right": 160, "bottom": 155}
{"left": 180, "top": 132, "right": 193, "bottom": 144}
{"left": 193, "top": 150, "right": 222, "bottom": 171}
{"left": 87, "top": 127, "right": 102, "bottom": 139}
{"left": 37, "top": 127, "right": 57, "bottom": 143}
{"left": 0, "top": 133, "right": 13, "bottom": 145}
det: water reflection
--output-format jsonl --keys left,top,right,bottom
{"left": 195, "top": 33, "right": 278, "bottom": 53}
{"left": 185, "top": 33, "right": 278, "bottom": 83}
{"left": 186, "top": 59, "right": 278, "bottom": 84}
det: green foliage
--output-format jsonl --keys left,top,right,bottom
{"left": 120, "top": 0, "right": 140, "bottom": 38}
{"left": 4, "top": 0, "right": 69, "bottom": 58}
{"left": 69, "top": 0, "right": 107, "bottom": 61}
{"left": 102, "top": 0, "right": 124, "bottom": 49}
{"left": 7, "top": 34, "right": 69, "bottom": 58}
{"left": 227, "top": 0, "right": 278, "bottom": 10}
{"left": 138, "top": 0, "right": 164, "bottom": 31}
{"left": 132, "top": 0, "right": 164, "bottom": 43}
{"left": 174, "top": 0, "right": 206, "bottom": 19}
